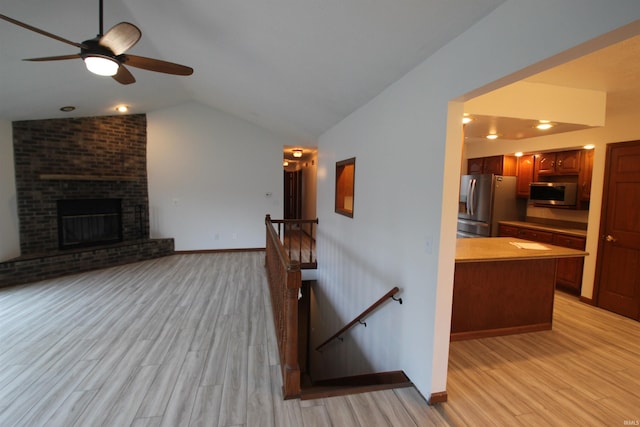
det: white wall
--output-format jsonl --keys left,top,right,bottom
{"left": 313, "top": 0, "right": 640, "bottom": 400}
{"left": 301, "top": 152, "right": 318, "bottom": 223}
{"left": 0, "top": 120, "right": 20, "bottom": 262}
{"left": 147, "top": 102, "right": 297, "bottom": 251}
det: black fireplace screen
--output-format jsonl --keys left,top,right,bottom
{"left": 57, "top": 199, "right": 123, "bottom": 249}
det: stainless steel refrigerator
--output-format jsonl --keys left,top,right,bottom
{"left": 457, "top": 174, "right": 523, "bottom": 238}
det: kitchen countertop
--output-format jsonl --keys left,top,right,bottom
{"left": 498, "top": 220, "right": 587, "bottom": 238}
{"left": 456, "top": 237, "right": 588, "bottom": 263}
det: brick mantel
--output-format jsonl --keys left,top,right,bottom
{"left": 13, "top": 114, "right": 150, "bottom": 255}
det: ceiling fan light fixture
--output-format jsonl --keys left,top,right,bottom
{"left": 83, "top": 55, "right": 119, "bottom": 76}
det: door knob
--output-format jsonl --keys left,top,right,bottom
{"left": 605, "top": 235, "right": 617, "bottom": 242}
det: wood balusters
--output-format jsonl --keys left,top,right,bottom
{"left": 269, "top": 217, "right": 318, "bottom": 269}
{"left": 264, "top": 214, "right": 302, "bottom": 399}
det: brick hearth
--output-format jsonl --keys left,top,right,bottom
{"left": 0, "top": 114, "right": 174, "bottom": 287}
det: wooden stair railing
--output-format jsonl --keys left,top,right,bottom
{"left": 264, "top": 214, "right": 302, "bottom": 399}
{"left": 269, "top": 217, "right": 318, "bottom": 269}
{"left": 315, "top": 286, "right": 402, "bottom": 352}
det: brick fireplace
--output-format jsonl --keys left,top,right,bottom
{"left": 0, "top": 114, "right": 173, "bottom": 287}
{"left": 57, "top": 198, "right": 123, "bottom": 249}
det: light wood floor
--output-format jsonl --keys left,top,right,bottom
{"left": 0, "top": 253, "right": 638, "bottom": 426}
{"left": 282, "top": 229, "right": 316, "bottom": 266}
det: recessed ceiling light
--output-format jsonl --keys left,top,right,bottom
{"left": 60, "top": 106, "right": 76, "bottom": 112}
{"left": 514, "top": 152, "right": 523, "bottom": 157}
{"left": 536, "top": 120, "right": 554, "bottom": 130}
{"left": 292, "top": 149, "right": 303, "bottom": 158}
{"left": 486, "top": 134, "right": 498, "bottom": 140}
{"left": 583, "top": 144, "right": 595, "bottom": 150}
{"left": 115, "top": 105, "right": 128, "bottom": 113}
{"left": 462, "top": 115, "right": 473, "bottom": 124}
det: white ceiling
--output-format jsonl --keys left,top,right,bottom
{"left": 464, "top": 33, "right": 640, "bottom": 142}
{"left": 0, "top": 0, "right": 506, "bottom": 143}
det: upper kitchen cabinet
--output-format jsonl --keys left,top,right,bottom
{"left": 516, "top": 155, "right": 535, "bottom": 198}
{"left": 467, "top": 157, "right": 485, "bottom": 174}
{"left": 579, "top": 149, "right": 594, "bottom": 201}
{"left": 531, "top": 148, "right": 594, "bottom": 210}
{"left": 467, "top": 155, "right": 517, "bottom": 176}
{"left": 536, "top": 150, "right": 581, "bottom": 176}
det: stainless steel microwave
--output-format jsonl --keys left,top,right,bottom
{"left": 529, "top": 182, "right": 578, "bottom": 206}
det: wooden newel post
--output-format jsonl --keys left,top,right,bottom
{"left": 265, "top": 214, "right": 271, "bottom": 267}
{"left": 282, "top": 264, "right": 301, "bottom": 398}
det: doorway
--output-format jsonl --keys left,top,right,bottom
{"left": 284, "top": 170, "right": 302, "bottom": 219}
{"left": 595, "top": 140, "right": 640, "bottom": 320}
{"left": 282, "top": 146, "right": 318, "bottom": 222}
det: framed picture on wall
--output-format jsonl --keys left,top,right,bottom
{"left": 335, "top": 157, "right": 355, "bottom": 218}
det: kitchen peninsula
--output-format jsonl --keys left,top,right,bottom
{"left": 451, "top": 237, "right": 588, "bottom": 341}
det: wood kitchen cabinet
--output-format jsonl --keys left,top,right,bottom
{"left": 498, "top": 223, "right": 586, "bottom": 294}
{"left": 467, "top": 155, "right": 517, "bottom": 176}
{"left": 515, "top": 228, "right": 553, "bottom": 243}
{"left": 556, "top": 150, "right": 581, "bottom": 174}
{"left": 516, "top": 155, "right": 535, "bottom": 198}
{"left": 536, "top": 153, "right": 556, "bottom": 176}
{"left": 497, "top": 224, "right": 519, "bottom": 237}
{"left": 453, "top": 237, "right": 587, "bottom": 341}
{"left": 531, "top": 149, "right": 594, "bottom": 210}
{"left": 467, "top": 157, "right": 485, "bottom": 175}
{"left": 579, "top": 149, "right": 594, "bottom": 202}
{"left": 552, "top": 234, "right": 587, "bottom": 293}
{"left": 536, "top": 150, "right": 581, "bottom": 176}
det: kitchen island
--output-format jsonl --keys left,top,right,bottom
{"left": 451, "top": 237, "right": 588, "bottom": 341}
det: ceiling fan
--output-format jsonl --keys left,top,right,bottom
{"left": 0, "top": 0, "right": 193, "bottom": 84}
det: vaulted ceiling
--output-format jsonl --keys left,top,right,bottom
{"left": 0, "top": 0, "right": 506, "bottom": 142}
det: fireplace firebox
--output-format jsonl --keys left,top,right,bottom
{"left": 57, "top": 199, "right": 123, "bottom": 250}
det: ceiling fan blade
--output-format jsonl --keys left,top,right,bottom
{"left": 23, "top": 54, "right": 82, "bottom": 62}
{"left": 99, "top": 22, "right": 141, "bottom": 55}
{"left": 0, "top": 14, "right": 86, "bottom": 50}
{"left": 123, "top": 54, "right": 193, "bottom": 76}
{"left": 112, "top": 64, "right": 136, "bottom": 85}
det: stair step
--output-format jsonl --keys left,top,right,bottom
{"left": 300, "top": 370, "right": 413, "bottom": 400}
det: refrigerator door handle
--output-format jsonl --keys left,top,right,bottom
{"left": 465, "top": 179, "right": 473, "bottom": 215}
{"left": 469, "top": 178, "right": 477, "bottom": 216}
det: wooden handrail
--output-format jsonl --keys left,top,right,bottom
{"left": 264, "top": 214, "right": 302, "bottom": 399}
{"left": 265, "top": 215, "right": 298, "bottom": 271}
{"left": 315, "top": 286, "right": 402, "bottom": 352}
{"left": 269, "top": 218, "right": 319, "bottom": 224}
